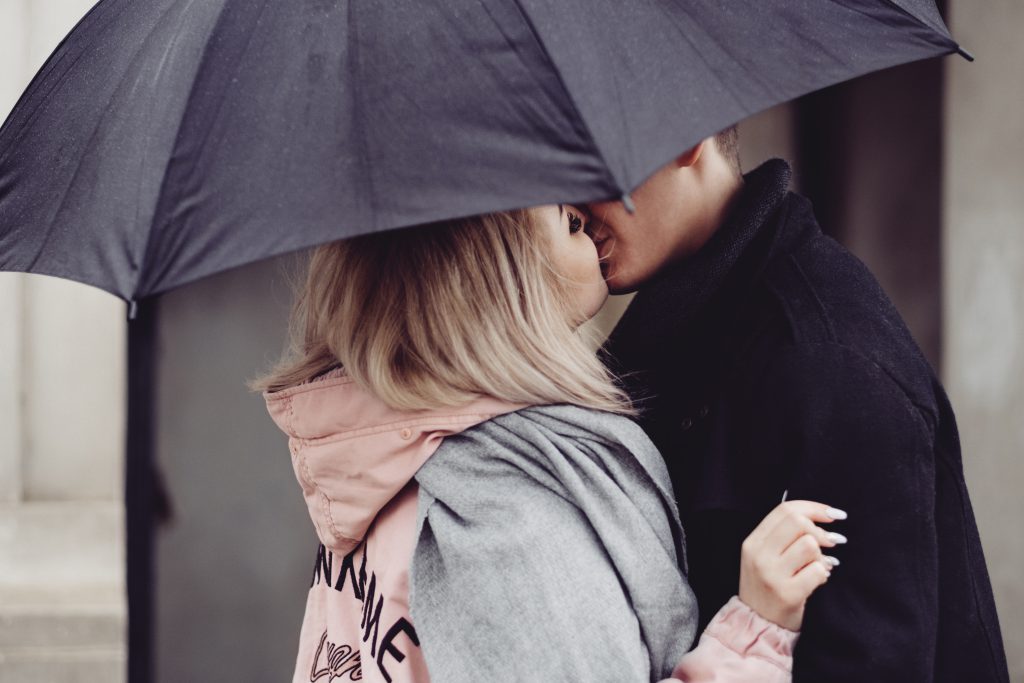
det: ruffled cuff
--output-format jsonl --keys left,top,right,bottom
{"left": 704, "top": 596, "right": 799, "bottom": 671}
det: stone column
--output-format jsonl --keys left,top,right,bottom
{"left": 0, "top": 1, "right": 128, "bottom": 681}
{"left": 944, "top": 2, "right": 1024, "bottom": 678}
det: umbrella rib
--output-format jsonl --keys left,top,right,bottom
{"left": 0, "top": 0, "right": 124, "bottom": 168}
{"left": 347, "top": 0, "right": 381, "bottom": 234}
{"left": 825, "top": 0, "right": 957, "bottom": 51}
{"left": 137, "top": 0, "right": 272, "bottom": 298}
{"left": 466, "top": 1, "right": 587, "bottom": 158}
{"left": 130, "top": 0, "right": 202, "bottom": 276}
{"left": 649, "top": 2, "right": 753, "bottom": 113}
{"left": 501, "top": 0, "right": 628, "bottom": 195}
{"left": 879, "top": 0, "right": 953, "bottom": 39}
{"left": 24, "top": 0, "right": 193, "bottom": 284}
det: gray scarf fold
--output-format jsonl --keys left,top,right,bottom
{"left": 410, "top": 404, "right": 698, "bottom": 682}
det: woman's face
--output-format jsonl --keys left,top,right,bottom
{"left": 533, "top": 204, "right": 609, "bottom": 323}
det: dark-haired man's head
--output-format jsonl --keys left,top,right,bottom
{"left": 585, "top": 128, "right": 744, "bottom": 294}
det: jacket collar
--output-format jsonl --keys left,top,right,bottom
{"left": 604, "top": 159, "right": 793, "bottom": 371}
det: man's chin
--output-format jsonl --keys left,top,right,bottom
{"left": 604, "top": 268, "right": 642, "bottom": 295}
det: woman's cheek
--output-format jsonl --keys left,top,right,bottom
{"left": 586, "top": 244, "right": 608, "bottom": 313}
{"left": 584, "top": 275, "right": 609, "bottom": 320}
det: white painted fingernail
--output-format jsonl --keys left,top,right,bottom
{"left": 824, "top": 556, "right": 841, "bottom": 567}
{"left": 826, "top": 532, "right": 848, "bottom": 545}
{"left": 826, "top": 507, "right": 848, "bottom": 520}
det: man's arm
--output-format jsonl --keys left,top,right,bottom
{"left": 739, "top": 342, "right": 939, "bottom": 682}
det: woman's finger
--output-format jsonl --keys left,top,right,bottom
{"left": 778, "top": 533, "right": 824, "bottom": 577}
{"left": 748, "top": 501, "right": 844, "bottom": 546}
{"left": 780, "top": 520, "right": 847, "bottom": 556}
{"left": 763, "top": 511, "right": 828, "bottom": 556}
{"left": 777, "top": 500, "right": 847, "bottom": 525}
{"left": 791, "top": 555, "right": 833, "bottom": 601}
{"left": 751, "top": 501, "right": 847, "bottom": 554}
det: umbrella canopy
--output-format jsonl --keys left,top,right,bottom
{"left": 0, "top": 0, "right": 962, "bottom": 303}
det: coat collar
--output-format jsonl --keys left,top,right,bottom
{"left": 604, "top": 159, "right": 793, "bottom": 373}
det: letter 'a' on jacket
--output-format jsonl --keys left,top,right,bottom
{"left": 265, "top": 368, "right": 798, "bottom": 682}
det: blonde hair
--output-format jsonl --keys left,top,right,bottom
{"left": 250, "top": 210, "right": 632, "bottom": 414}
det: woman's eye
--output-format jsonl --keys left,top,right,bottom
{"left": 567, "top": 211, "right": 583, "bottom": 234}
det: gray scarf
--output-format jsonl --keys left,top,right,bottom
{"left": 410, "top": 404, "right": 698, "bottom": 682}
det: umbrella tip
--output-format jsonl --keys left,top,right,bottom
{"left": 621, "top": 192, "right": 636, "bottom": 214}
{"left": 128, "top": 300, "right": 138, "bottom": 321}
{"left": 956, "top": 45, "right": 975, "bottom": 62}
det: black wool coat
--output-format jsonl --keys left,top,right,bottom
{"left": 604, "top": 160, "right": 1009, "bottom": 682}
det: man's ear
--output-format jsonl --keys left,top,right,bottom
{"left": 674, "top": 139, "right": 706, "bottom": 168}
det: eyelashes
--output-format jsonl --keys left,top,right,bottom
{"left": 567, "top": 211, "right": 583, "bottom": 234}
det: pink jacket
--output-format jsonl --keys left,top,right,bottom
{"left": 265, "top": 369, "right": 798, "bottom": 683}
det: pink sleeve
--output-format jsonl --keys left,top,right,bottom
{"left": 658, "top": 596, "right": 799, "bottom": 683}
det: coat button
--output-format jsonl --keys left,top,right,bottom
{"left": 399, "top": 428, "right": 412, "bottom": 440}
{"left": 699, "top": 405, "right": 710, "bottom": 419}
{"left": 680, "top": 417, "right": 693, "bottom": 431}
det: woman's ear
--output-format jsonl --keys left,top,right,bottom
{"left": 675, "top": 139, "right": 706, "bottom": 168}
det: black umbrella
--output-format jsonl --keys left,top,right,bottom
{"left": 0, "top": 0, "right": 964, "bottom": 305}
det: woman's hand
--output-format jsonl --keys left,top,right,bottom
{"left": 738, "top": 500, "right": 847, "bottom": 631}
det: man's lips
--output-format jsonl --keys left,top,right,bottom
{"left": 585, "top": 220, "right": 613, "bottom": 277}
{"left": 595, "top": 237, "right": 613, "bottom": 277}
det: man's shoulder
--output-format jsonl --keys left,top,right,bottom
{"left": 748, "top": 215, "right": 938, "bottom": 415}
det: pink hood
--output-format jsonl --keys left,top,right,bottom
{"left": 264, "top": 367, "right": 523, "bottom": 555}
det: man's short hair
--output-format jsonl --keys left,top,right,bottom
{"left": 714, "top": 125, "right": 741, "bottom": 176}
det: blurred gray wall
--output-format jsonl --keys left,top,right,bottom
{"left": 795, "top": 58, "right": 945, "bottom": 370}
{"left": 945, "top": 1, "right": 1024, "bottom": 678}
{"left": 153, "top": 258, "right": 316, "bottom": 682}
